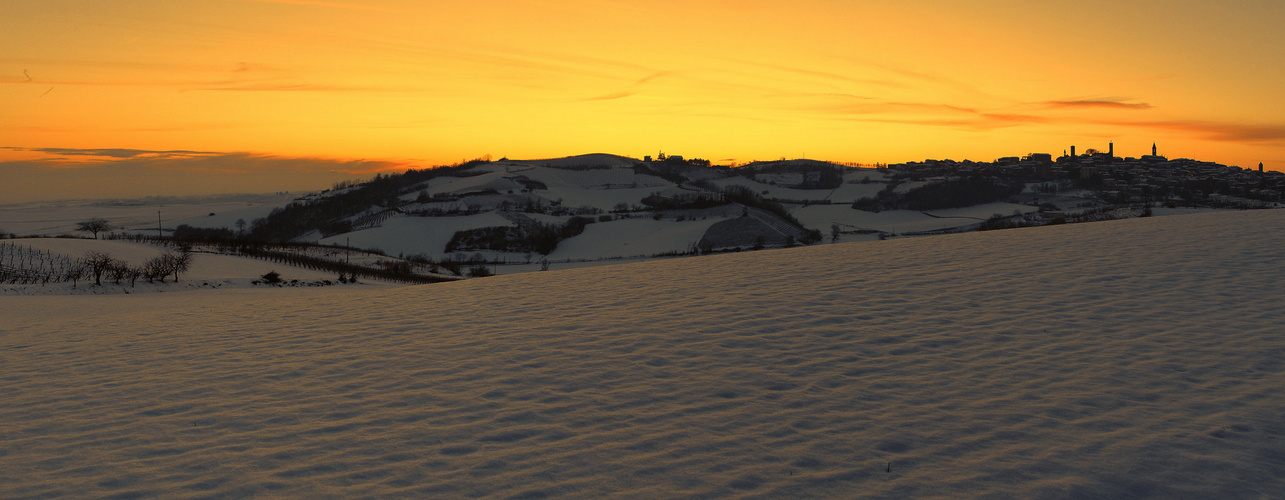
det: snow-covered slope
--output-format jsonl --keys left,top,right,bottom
{"left": 318, "top": 213, "right": 515, "bottom": 258}
{"left": 4, "top": 206, "right": 1283, "bottom": 498}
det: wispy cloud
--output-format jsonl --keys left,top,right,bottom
{"left": 1045, "top": 99, "right": 1153, "bottom": 110}
{"left": 635, "top": 71, "right": 674, "bottom": 86}
{"left": 1, "top": 60, "right": 392, "bottom": 93}
{"left": 806, "top": 95, "right": 1044, "bottom": 130}
{"left": 237, "top": 0, "right": 391, "bottom": 11}
{"left": 193, "top": 82, "right": 375, "bottom": 92}
{"left": 577, "top": 71, "right": 676, "bottom": 102}
{"left": 4, "top": 147, "right": 412, "bottom": 174}
{"left": 727, "top": 59, "right": 906, "bottom": 89}
{"left": 582, "top": 91, "right": 634, "bottom": 102}
{"left": 27, "top": 148, "right": 218, "bottom": 159}
{"left": 1100, "top": 120, "right": 1285, "bottom": 143}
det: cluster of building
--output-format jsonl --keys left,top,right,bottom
{"left": 889, "top": 143, "right": 1284, "bottom": 206}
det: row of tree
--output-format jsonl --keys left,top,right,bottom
{"left": 0, "top": 241, "right": 190, "bottom": 286}
{"left": 82, "top": 250, "right": 192, "bottom": 286}
{"left": 445, "top": 216, "right": 594, "bottom": 255}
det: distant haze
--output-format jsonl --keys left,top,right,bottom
{"left": 0, "top": 149, "right": 389, "bottom": 203}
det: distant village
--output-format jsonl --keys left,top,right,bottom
{"left": 889, "top": 143, "right": 1284, "bottom": 208}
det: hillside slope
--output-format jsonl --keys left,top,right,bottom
{"left": 4, "top": 210, "right": 1283, "bottom": 497}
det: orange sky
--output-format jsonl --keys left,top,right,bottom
{"left": 4, "top": 0, "right": 1285, "bottom": 201}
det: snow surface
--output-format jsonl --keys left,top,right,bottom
{"left": 549, "top": 218, "right": 720, "bottom": 260}
{"left": 792, "top": 202, "right": 1039, "bottom": 234}
{"left": 3, "top": 210, "right": 1285, "bottom": 498}
{"left": 318, "top": 213, "right": 514, "bottom": 258}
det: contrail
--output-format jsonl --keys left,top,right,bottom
{"left": 40, "top": 87, "right": 53, "bottom": 98}
{"left": 24, "top": 69, "right": 32, "bottom": 82}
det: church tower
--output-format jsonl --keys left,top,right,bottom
{"left": 1152, "top": 143, "right": 1157, "bottom": 156}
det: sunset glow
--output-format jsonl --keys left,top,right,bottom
{"left": 4, "top": 0, "right": 1285, "bottom": 200}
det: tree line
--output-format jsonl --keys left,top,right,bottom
{"left": 0, "top": 241, "right": 191, "bottom": 287}
{"left": 853, "top": 175, "right": 1024, "bottom": 212}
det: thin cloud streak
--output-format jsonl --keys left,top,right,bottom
{"left": 578, "top": 71, "right": 676, "bottom": 102}
{"left": 1046, "top": 100, "right": 1153, "bottom": 110}
{"left": 238, "top": 0, "right": 391, "bottom": 11}
{"left": 727, "top": 59, "right": 907, "bottom": 89}
{"left": 581, "top": 91, "right": 633, "bottom": 102}
{"left": 7, "top": 148, "right": 412, "bottom": 174}
{"left": 193, "top": 82, "right": 378, "bottom": 92}
{"left": 26, "top": 148, "right": 219, "bottom": 159}
{"left": 1100, "top": 120, "right": 1285, "bottom": 143}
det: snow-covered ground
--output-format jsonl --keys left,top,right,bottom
{"left": 3, "top": 209, "right": 1283, "bottom": 497}
{"left": 318, "top": 213, "right": 515, "bottom": 258}
{"left": 792, "top": 202, "right": 1040, "bottom": 235}
{"left": 549, "top": 218, "right": 720, "bottom": 260}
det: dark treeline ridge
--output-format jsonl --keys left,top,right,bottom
{"left": 445, "top": 216, "right": 593, "bottom": 254}
{"left": 248, "top": 161, "right": 490, "bottom": 242}
{"left": 853, "top": 175, "right": 1024, "bottom": 212}
{"left": 647, "top": 183, "right": 815, "bottom": 232}
{"left": 235, "top": 247, "right": 453, "bottom": 284}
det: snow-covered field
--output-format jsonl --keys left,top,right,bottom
{"left": 792, "top": 202, "right": 1039, "bottom": 235}
{"left": 549, "top": 218, "right": 720, "bottom": 260}
{"left": 3, "top": 210, "right": 1284, "bottom": 497}
{"left": 318, "top": 213, "right": 515, "bottom": 258}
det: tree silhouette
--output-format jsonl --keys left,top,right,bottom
{"left": 76, "top": 218, "right": 111, "bottom": 239}
{"left": 84, "top": 251, "right": 116, "bottom": 286}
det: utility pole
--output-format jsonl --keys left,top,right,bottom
{"left": 157, "top": 209, "right": 162, "bottom": 239}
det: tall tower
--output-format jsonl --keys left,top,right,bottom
{"left": 1152, "top": 143, "right": 1157, "bottom": 156}
{"left": 1071, "top": 145, "right": 1076, "bottom": 157}
{"left": 1108, "top": 142, "right": 1114, "bottom": 157}
{"left": 1261, "top": 162, "right": 1265, "bottom": 173}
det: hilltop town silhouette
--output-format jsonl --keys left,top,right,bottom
{"left": 888, "top": 143, "right": 1282, "bottom": 208}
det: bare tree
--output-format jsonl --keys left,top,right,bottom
{"left": 167, "top": 251, "right": 192, "bottom": 282}
{"left": 64, "top": 261, "right": 87, "bottom": 287}
{"left": 76, "top": 218, "right": 112, "bottom": 239}
{"left": 142, "top": 251, "right": 192, "bottom": 283}
{"left": 84, "top": 251, "right": 116, "bottom": 286}
{"left": 107, "top": 261, "right": 134, "bottom": 285}
{"left": 143, "top": 255, "right": 170, "bottom": 283}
